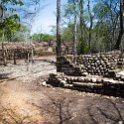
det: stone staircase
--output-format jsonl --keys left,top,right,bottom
{"left": 46, "top": 73, "right": 124, "bottom": 97}
{"left": 57, "top": 57, "right": 83, "bottom": 76}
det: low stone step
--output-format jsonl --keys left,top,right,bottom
{"left": 47, "top": 73, "right": 124, "bottom": 97}
{"left": 63, "top": 84, "right": 73, "bottom": 89}
{"left": 72, "top": 82, "right": 103, "bottom": 93}
{"left": 73, "top": 82, "right": 103, "bottom": 88}
{"left": 102, "top": 78, "right": 124, "bottom": 85}
{"left": 0, "top": 73, "right": 10, "bottom": 79}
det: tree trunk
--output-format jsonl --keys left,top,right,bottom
{"left": 88, "top": 0, "right": 93, "bottom": 53}
{"left": 114, "top": 0, "right": 124, "bottom": 50}
{"left": 30, "top": 47, "right": 34, "bottom": 63}
{"left": 73, "top": 0, "right": 77, "bottom": 56}
{"left": 56, "top": 0, "right": 62, "bottom": 72}
{"left": 2, "top": 43, "right": 7, "bottom": 66}
{"left": 1, "top": 2, "right": 7, "bottom": 66}
{"left": 27, "top": 52, "right": 30, "bottom": 71}
{"left": 88, "top": 19, "right": 93, "bottom": 52}
{"left": 80, "top": 0, "right": 83, "bottom": 37}
{"left": 79, "top": 0, "right": 86, "bottom": 54}
{"left": 14, "top": 50, "right": 17, "bottom": 65}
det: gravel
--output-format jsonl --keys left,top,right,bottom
{"left": 0, "top": 60, "right": 56, "bottom": 82}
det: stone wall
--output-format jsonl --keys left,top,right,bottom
{"left": 58, "top": 51, "right": 124, "bottom": 77}
{"left": 0, "top": 43, "right": 33, "bottom": 65}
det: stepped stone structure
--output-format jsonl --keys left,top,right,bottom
{"left": 47, "top": 51, "right": 124, "bottom": 97}
{"left": 57, "top": 51, "right": 124, "bottom": 77}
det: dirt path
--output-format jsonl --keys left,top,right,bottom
{"left": 0, "top": 78, "right": 124, "bottom": 124}
{"left": 0, "top": 56, "right": 56, "bottom": 123}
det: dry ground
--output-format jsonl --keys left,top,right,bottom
{"left": 0, "top": 56, "right": 124, "bottom": 124}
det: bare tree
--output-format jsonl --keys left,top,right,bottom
{"left": 114, "top": 0, "right": 124, "bottom": 50}
{"left": 79, "top": 0, "right": 84, "bottom": 41}
{"left": 56, "top": 0, "right": 62, "bottom": 72}
{"left": 79, "top": 0, "right": 87, "bottom": 54}
{"left": 73, "top": 0, "right": 78, "bottom": 56}
{"left": 87, "top": 0, "right": 94, "bottom": 52}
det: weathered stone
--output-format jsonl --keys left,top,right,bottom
{"left": 57, "top": 51, "right": 124, "bottom": 80}
{"left": 82, "top": 72, "right": 88, "bottom": 76}
{"left": 92, "top": 78, "right": 97, "bottom": 83}
{"left": 121, "top": 76, "right": 124, "bottom": 81}
{"left": 108, "top": 70, "right": 116, "bottom": 78}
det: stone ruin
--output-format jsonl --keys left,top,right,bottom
{"left": 34, "top": 41, "right": 73, "bottom": 56}
{"left": 47, "top": 51, "right": 124, "bottom": 97}
{"left": 57, "top": 51, "right": 124, "bottom": 77}
{"left": 0, "top": 41, "right": 73, "bottom": 65}
{"left": 0, "top": 43, "right": 34, "bottom": 65}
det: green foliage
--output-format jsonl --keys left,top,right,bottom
{"left": 77, "top": 38, "right": 88, "bottom": 54}
{"left": 94, "top": 22, "right": 109, "bottom": 36}
{"left": 31, "top": 33, "right": 55, "bottom": 42}
{"left": 1, "top": 0, "right": 23, "bottom": 6}
{"left": 92, "top": 0, "right": 119, "bottom": 51}
{"left": 93, "top": 2, "right": 110, "bottom": 20}
{"left": 0, "top": 15, "right": 21, "bottom": 41}
{"left": 64, "top": 4, "right": 74, "bottom": 18}
{"left": 13, "top": 33, "right": 25, "bottom": 42}
{"left": 61, "top": 24, "right": 74, "bottom": 42}
{"left": 12, "top": 24, "right": 30, "bottom": 42}
{"left": 63, "top": 0, "right": 81, "bottom": 21}
{"left": 0, "top": 0, "right": 24, "bottom": 41}
{"left": 63, "top": 0, "right": 121, "bottom": 53}
{"left": 0, "top": 0, "right": 23, "bottom": 14}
